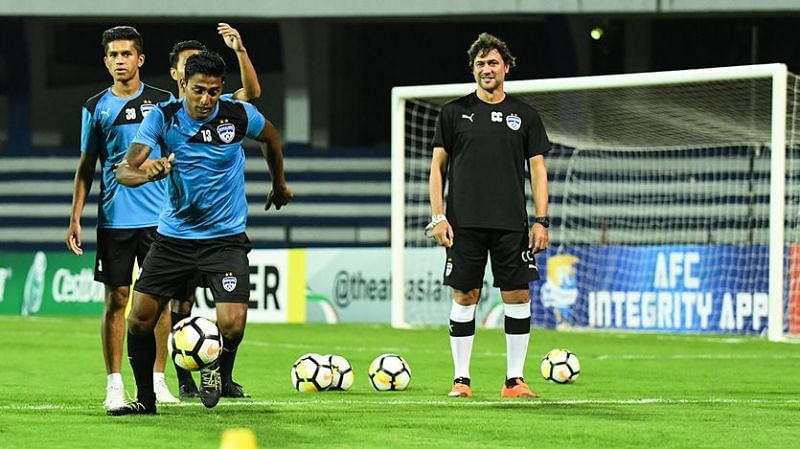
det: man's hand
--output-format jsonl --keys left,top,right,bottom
{"left": 65, "top": 222, "right": 83, "bottom": 256}
{"left": 142, "top": 153, "right": 175, "bottom": 181}
{"left": 431, "top": 220, "right": 454, "bottom": 248}
{"left": 265, "top": 183, "right": 293, "bottom": 210}
{"left": 218, "top": 23, "right": 245, "bottom": 52}
{"left": 529, "top": 223, "right": 549, "bottom": 253}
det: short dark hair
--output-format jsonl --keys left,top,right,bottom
{"left": 101, "top": 26, "right": 143, "bottom": 54}
{"left": 467, "top": 32, "right": 516, "bottom": 69}
{"left": 184, "top": 51, "right": 226, "bottom": 81}
{"left": 169, "top": 40, "right": 207, "bottom": 68}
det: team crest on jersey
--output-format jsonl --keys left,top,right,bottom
{"left": 140, "top": 103, "right": 155, "bottom": 116}
{"left": 222, "top": 274, "right": 237, "bottom": 292}
{"left": 216, "top": 123, "right": 236, "bottom": 143}
{"left": 506, "top": 114, "right": 522, "bottom": 131}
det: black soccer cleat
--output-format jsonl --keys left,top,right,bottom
{"left": 199, "top": 361, "right": 222, "bottom": 408}
{"left": 221, "top": 381, "right": 251, "bottom": 398}
{"left": 179, "top": 382, "right": 200, "bottom": 399}
{"left": 106, "top": 401, "right": 157, "bottom": 416}
{"left": 176, "top": 367, "right": 199, "bottom": 398}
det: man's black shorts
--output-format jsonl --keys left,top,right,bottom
{"left": 442, "top": 227, "right": 539, "bottom": 292}
{"left": 134, "top": 232, "right": 252, "bottom": 303}
{"left": 94, "top": 227, "right": 156, "bottom": 287}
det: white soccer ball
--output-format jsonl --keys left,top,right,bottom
{"left": 326, "top": 354, "right": 355, "bottom": 391}
{"left": 368, "top": 354, "right": 411, "bottom": 391}
{"left": 541, "top": 348, "right": 581, "bottom": 384}
{"left": 168, "top": 316, "right": 222, "bottom": 371}
{"left": 291, "top": 353, "right": 333, "bottom": 393}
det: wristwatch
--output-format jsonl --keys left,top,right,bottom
{"left": 533, "top": 216, "right": 550, "bottom": 228}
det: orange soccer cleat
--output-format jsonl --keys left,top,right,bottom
{"left": 501, "top": 377, "right": 539, "bottom": 398}
{"left": 448, "top": 381, "right": 473, "bottom": 398}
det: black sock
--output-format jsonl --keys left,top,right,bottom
{"left": 127, "top": 330, "right": 156, "bottom": 406}
{"left": 454, "top": 377, "right": 471, "bottom": 386}
{"left": 219, "top": 333, "right": 243, "bottom": 385}
{"left": 170, "top": 311, "right": 195, "bottom": 387}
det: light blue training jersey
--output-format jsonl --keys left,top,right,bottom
{"left": 132, "top": 97, "right": 266, "bottom": 239}
{"left": 80, "top": 83, "right": 174, "bottom": 228}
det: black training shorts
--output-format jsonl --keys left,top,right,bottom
{"left": 442, "top": 227, "right": 539, "bottom": 292}
{"left": 134, "top": 232, "right": 252, "bottom": 303}
{"left": 94, "top": 227, "right": 157, "bottom": 287}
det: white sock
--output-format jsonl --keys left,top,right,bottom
{"left": 107, "top": 373, "right": 123, "bottom": 388}
{"left": 153, "top": 372, "right": 165, "bottom": 383}
{"left": 504, "top": 302, "right": 531, "bottom": 380}
{"left": 449, "top": 301, "right": 476, "bottom": 380}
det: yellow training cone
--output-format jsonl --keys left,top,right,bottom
{"left": 220, "top": 428, "right": 257, "bottom": 449}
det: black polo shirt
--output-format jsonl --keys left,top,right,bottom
{"left": 432, "top": 92, "right": 550, "bottom": 231}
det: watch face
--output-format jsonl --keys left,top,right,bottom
{"left": 536, "top": 217, "right": 550, "bottom": 227}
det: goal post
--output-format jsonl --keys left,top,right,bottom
{"left": 391, "top": 63, "right": 800, "bottom": 341}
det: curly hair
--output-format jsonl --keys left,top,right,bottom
{"left": 467, "top": 32, "right": 516, "bottom": 68}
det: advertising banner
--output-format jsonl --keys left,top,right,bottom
{"left": 192, "top": 249, "right": 306, "bottom": 323}
{"left": 304, "top": 247, "right": 502, "bottom": 325}
{"left": 0, "top": 251, "right": 105, "bottom": 316}
{"left": 530, "top": 245, "right": 775, "bottom": 335}
{"left": 0, "top": 249, "right": 306, "bottom": 323}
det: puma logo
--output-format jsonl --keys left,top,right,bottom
{"left": 461, "top": 113, "right": 474, "bottom": 123}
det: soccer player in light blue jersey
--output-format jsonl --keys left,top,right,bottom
{"left": 109, "top": 51, "right": 291, "bottom": 415}
{"left": 66, "top": 26, "right": 179, "bottom": 410}
{"left": 165, "top": 25, "right": 262, "bottom": 399}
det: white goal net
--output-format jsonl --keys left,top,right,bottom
{"left": 391, "top": 64, "right": 800, "bottom": 341}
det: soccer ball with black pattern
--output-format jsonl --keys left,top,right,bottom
{"left": 368, "top": 354, "right": 411, "bottom": 391}
{"left": 541, "top": 348, "right": 581, "bottom": 384}
{"left": 167, "top": 316, "right": 223, "bottom": 371}
{"left": 326, "top": 354, "right": 354, "bottom": 391}
{"left": 291, "top": 353, "right": 333, "bottom": 393}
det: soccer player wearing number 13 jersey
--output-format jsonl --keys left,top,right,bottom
{"left": 108, "top": 51, "right": 292, "bottom": 415}
{"left": 429, "top": 33, "right": 551, "bottom": 398}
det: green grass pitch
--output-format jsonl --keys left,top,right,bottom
{"left": 1, "top": 315, "right": 798, "bottom": 448}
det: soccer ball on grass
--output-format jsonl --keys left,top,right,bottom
{"left": 168, "top": 316, "right": 223, "bottom": 371}
{"left": 291, "top": 353, "right": 333, "bottom": 392}
{"left": 368, "top": 354, "right": 411, "bottom": 391}
{"left": 540, "top": 348, "right": 581, "bottom": 384}
{"left": 327, "top": 354, "right": 355, "bottom": 391}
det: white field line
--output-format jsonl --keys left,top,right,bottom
{"left": 245, "top": 341, "right": 800, "bottom": 361}
{"left": 2, "top": 397, "right": 799, "bottom": 411}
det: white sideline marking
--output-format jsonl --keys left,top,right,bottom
{"left": 594, "top": 354, "right": 800, "bottom": 360}
{"left": 2, "top": 398, "right": 799, "bottom": 411}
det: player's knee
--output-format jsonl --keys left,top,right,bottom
{"left": 105, "top": 286, "right": 129, "bottom": 311}
{"left": 127, "top": 313, "right": 156, "bottom": 334}
{"left": 216, "top": 313, "right": 246, "bottom": 339}
{"left": 500, "top": 289, "right": 529, "bottom": 304}
{"left": 453, "top": 288, "right": 480, "bottom": 305}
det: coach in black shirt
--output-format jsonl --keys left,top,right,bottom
{"left": 428, "top": 32, "right": 551, "bottom": 399}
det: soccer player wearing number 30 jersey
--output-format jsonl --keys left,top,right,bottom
{"left": 66, "top": 26, "right": 179, "bottom": 410}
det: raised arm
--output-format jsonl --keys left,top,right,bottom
{"left": 257, "top": 120, "right": 292, "bottom": 210}
{"left": 65, "top": 151, "right": 99, "bottom": 255}
{"left": 115, "top": 143, "right": 173, "bottom": 187}
{"left": 218, "top": 22, "right": 261, "bottom": 102}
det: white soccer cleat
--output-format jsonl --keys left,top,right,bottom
{"left": 103, "top": 384, "right": 127, "bottom": 410}
{"left": 154, "top": 378, "right": 180, "bottom": 404}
